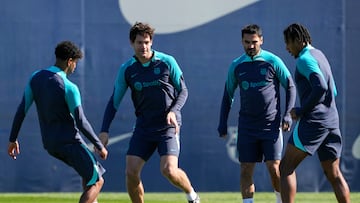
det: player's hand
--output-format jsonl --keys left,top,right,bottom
{"left": 97, "top": 147, "right": 108, "bottom": 160}
{"left": 8, "top": 141, "right": 20, "bottom": 160}
{"left": 282, "top": 121, "right": 291, "bottom": 132}
{"left": 167, "top": 111, "right": 179, "bottom": 134}
{"left": 98, "top": 132, "right": 109, "bottom": 147}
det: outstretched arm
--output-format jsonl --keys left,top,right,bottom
{"left": 8, "top": 82, "right": 34, "bottom": 160}
{"left": 73, "top": 105, "right": 107, "bottom": 160}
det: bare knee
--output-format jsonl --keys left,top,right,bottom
{"left": 126, "top": 168, "right": 141, "bottom": 182}
{"left": 321, "top": 159, "right": 343, "bottom": 183}
{"left": 323, "top": 166, "right": 342, "bottom": 183}
{"left": 161, "top": 165, "right": 177, "bottom": 179}
{"left": 267, "top": 161, "right": 280, "bottom": 176}
{"left": 240, "top": 163, "right": 255, "bottom": 177}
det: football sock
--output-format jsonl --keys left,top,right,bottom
{"left": 275, "top": 191, "right": 282, "bottom": 203}
{"left": 186, "top": 188, "right": 198, "bottom": 201}
{"left": 243, "top": 198, "right": 254, "bottom": 203}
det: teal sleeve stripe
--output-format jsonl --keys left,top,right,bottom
{"left": 113, "top": 63, "right": 131, "bottom": 110}
{"left": 293, "top": 121, "right": 306, "bottom": 152}
{"left": 24, "top": 82, "right": 34, "bottom": 113}
{"left": 47, "top": 66, "right": 81, "bottom": 115}
{"left": 332, "top": 78, "right": 338, "bottom": 97}
{"left": 297, "top": 52, "right": 326, "bottom": 84}
{"left": 23, "top": 70, "right": 40, "bottom": 113}
{"left": 168, "top": 56, "right": 182, "bottom": 91}
{"left": 80, "top": 144, "right": 99, "bottom": 186}
{"left": 64, "top": 79, "right": 82, "bottom": 116}
{"left": 262, "top": 51, "right": 291, "bottom": 88}
{"left": 156, "top": 51, "right": 183, "bottom": 90}
{"left": 225, "top": 61, "right": 239, "bottom": 101}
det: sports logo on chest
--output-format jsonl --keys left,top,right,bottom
{"left": 153, "top": 67, "right": 161, "bottom": 75}
{"left": 131, "top": 67, "right": 165, "bottom": 91}
{"left": 260, "top": 68, "right": 267, "bottom": 75}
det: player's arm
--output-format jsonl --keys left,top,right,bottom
{"left": 73, "top": 106, "right": 104, "bottom": 149}
{"left": 217, "top": 64, "right": 237, "bottom": 137}
{"left": 294, "top": 58, "right": 328, "bottom": 118}
{"left": 274, "top": 57, "right": 296, "bottom": 130}
{"left": 167, "top": 55, "right": 188, "bottom": 114}
{"left": 169, "top": 76, "right": 188, "bottom": 113}
{"left": 8, "top": 80, "right": 34, "bottom": 159}
{"left": 66, "top": 85, "right": 106, "bottom": 154}
{"left": 100, "top": 65, "right": 128, "bottom": 134}
{"left": 167, "top": 75, "right": 187, "bottom": 134}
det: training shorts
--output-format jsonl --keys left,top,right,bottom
{"left": 127, "top": 127, "right": 180, "bottom": 161}
{"left": 47, "top": 143, "right": 105, "bottom": 186}
{"left": 237, "top": 128, "right": 283, "bottom": 162}
{"left": 289, "top": 120, "right": 342, "bottom": 161}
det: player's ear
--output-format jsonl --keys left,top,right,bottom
{"left": 67, "top": 58, "right": 73, "bottom": 65}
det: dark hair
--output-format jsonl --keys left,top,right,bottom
{"left": 55, "top": 41, "right": 83, "bottom": 60}
{"left": 129, "top": 22, "right": 155, "bottom": 43}
{"left": 241, "top": 24, "right": 262, "bottom": 38}
{"left": 283, "top": 23, "right": 312, "bottom": 44}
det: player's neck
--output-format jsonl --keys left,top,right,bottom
{"left": 54, "top": 61, "right": 69, "bottom": 75}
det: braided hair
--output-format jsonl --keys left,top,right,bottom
{"left": 283, "top": 23, "right": 312, "bottom": 44}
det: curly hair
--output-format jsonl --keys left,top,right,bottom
{"left": 55, "top": 41, "right": 83, "bottom": 60}
{"left": 283, "top": 23, "right": 312, "bottom": 44}
{"left": 129, "top": 22, "right": 155, "bottom": 43}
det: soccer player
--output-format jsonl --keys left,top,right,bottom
{"left": 218, "top": 24, "right": 296, "bottom": 203}
{"left": 7, "top": 41, "right": 108, "bottom": 203}
{"left": 280, "top": 23, "right": 350, "bottom": 203}
{"left": 99, "top": 22, "right": 200, "bottom": 203}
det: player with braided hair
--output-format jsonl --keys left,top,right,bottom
{"left": 280, "top": 23, "right": 350, "bottom": 203}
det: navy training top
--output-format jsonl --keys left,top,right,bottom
{"left": 293, "top": 45, "right": 339, "bottom": 128}
{"left": 9, "top": 66, "right": 104, "bottom": 151}
{"left": 218, "top": 49, "right": 296, "bottom": 137}
{"left": 101, "top": 50, "right": 188, "bottom": 133}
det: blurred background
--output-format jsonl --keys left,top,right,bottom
{"left": 1, "top": 0, "right": 359, "bottom": 192}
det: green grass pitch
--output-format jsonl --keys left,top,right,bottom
{"left": 0, "top": 192, "right": 358, "bottom": 203}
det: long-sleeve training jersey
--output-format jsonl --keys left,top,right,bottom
{"left": 101, "top": 50, "right": 188, "bottom": 133}
{"left": 293, "top": 45, "right": 339, "bottom": 128}
{"left": 9, "top": 66, "right": 104, "bottom": 151}
{"left": 218, "top": 49, "right": 296, "bottom": 136}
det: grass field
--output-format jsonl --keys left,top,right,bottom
{"left": 0, "top": 192, "right": 359, "bottom": 203}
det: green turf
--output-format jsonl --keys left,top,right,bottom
{"left": 0, "top": 192, "right": 358, "bottom": 203}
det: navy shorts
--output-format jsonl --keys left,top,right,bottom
{"left": 47, "top": 143, "right": 105, "bottom": 186}
{"left": 289, "top": 120, "right": 342, "bottom": 161}
{"left": 237, "top": 128, "right": 283, "bottom": 162}
{"left": 127, "top": 127, "right": 180, "bottom": 161}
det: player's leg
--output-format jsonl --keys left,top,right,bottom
{"left": 80, "top": 177, "right": 104, "bottom": 203}
{"left": 48, "top": 143, "right": 106, "bottom": 203}
{"left": 126, "top": 155, "right": 146, "bottom": 203}
{"left": 125, "top": 129, "right": 157, "bottom": 203}
{"left": 240, "top": 162, "right": 256, "bottom": 201}
{"left": 237, "top": 130, "right": 261, "bottom": 203}
{"left": 280, "top": 120, "right": 327, "bottom": 203}
{"left": 160, "top": 155, "right": 199, "bottom": 202}
{"left": 318, "top": 129, "right": 350, "bottom": 203}
{"left": 320, "top": 159, "right": 350, "bottom": 203}
{"left": 158, "top": 129, "right": 200, "bottom": 202}
{"left": 264, "top": 131, "right": 283, "bottom": 203}
{"left": 279, "top": 144, "right": 307, "bottom": 203}
{"left": 160, "top": 155, "right": 192, "bottom": 192}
